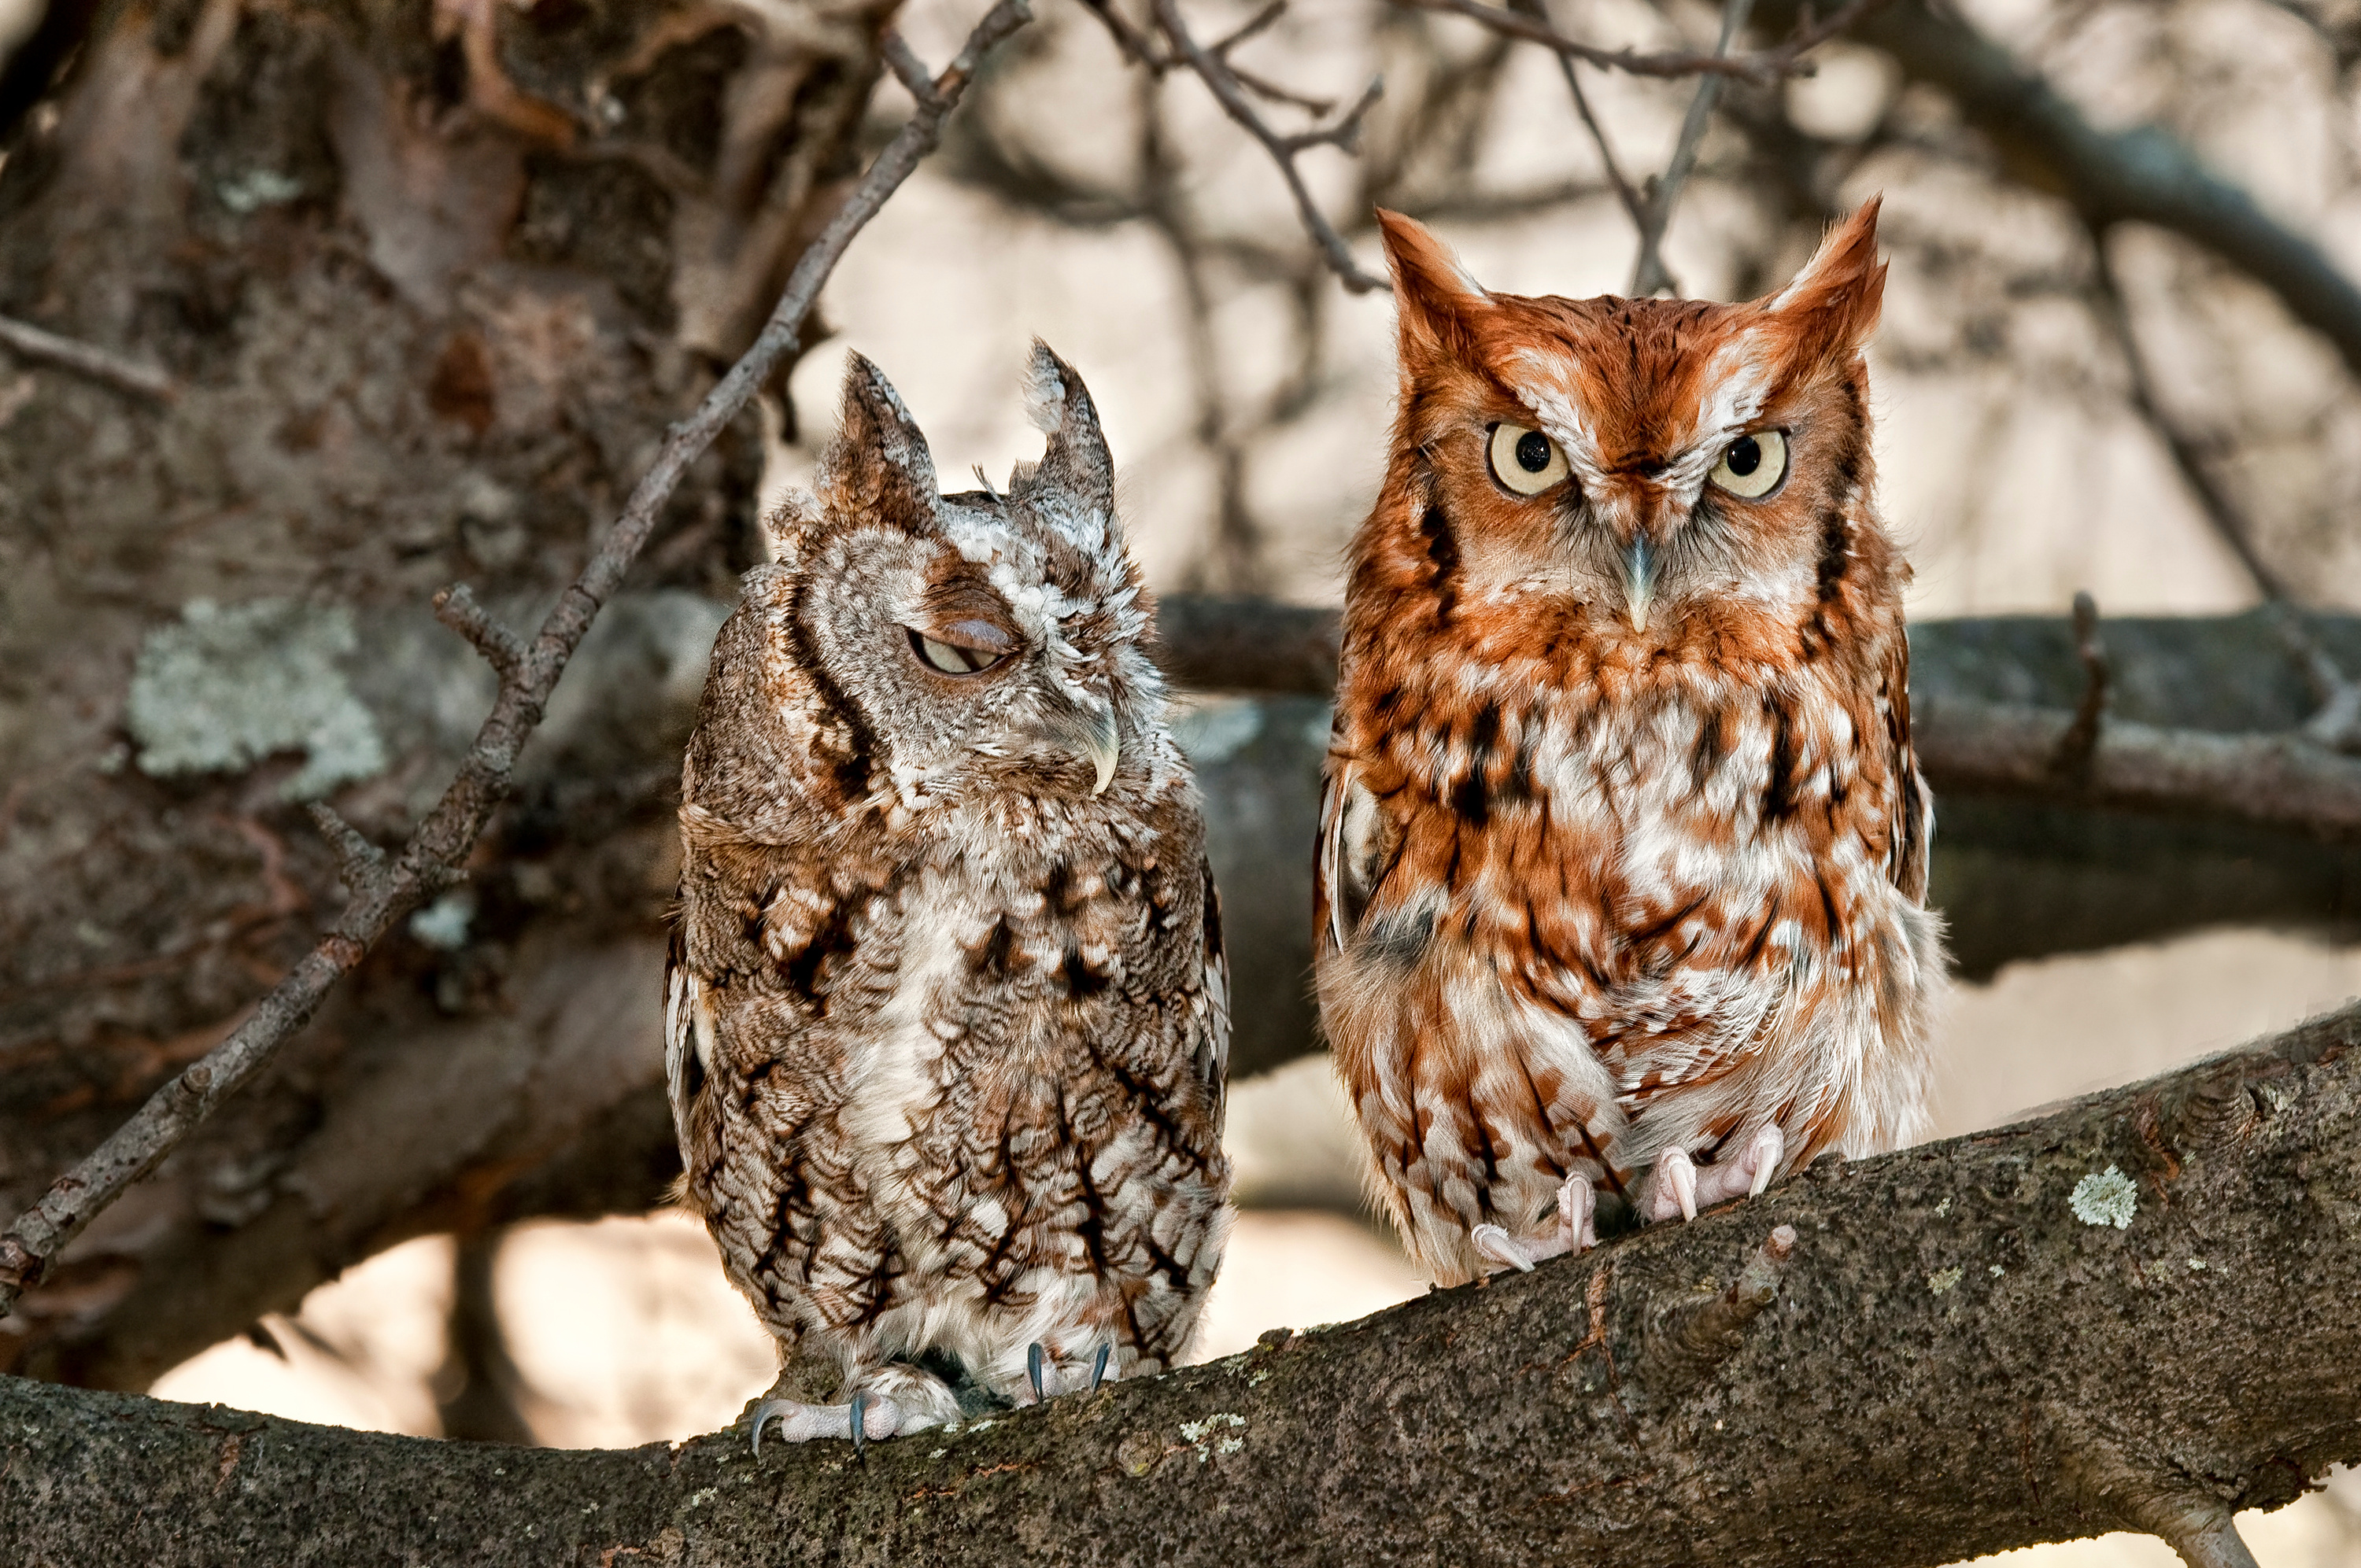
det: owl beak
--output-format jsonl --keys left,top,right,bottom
{"left": 1622, "top": 539, "right": 1657, "bottom": 634}
{"left": 1052, "top": 703, "right": 1121, "bottom": 796}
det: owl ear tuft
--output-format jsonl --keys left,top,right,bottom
{"left": 1018, "top": 339, "right": 1115, "bottom": 515}
{"left": 1766, "top": 195, "right": 1886, "bottom": 360}
{"left": 1377, "top": 208, "right": 1487, "bottom": 360}
{"left": 819, "top": 351, "right": 939, "bottom": 524}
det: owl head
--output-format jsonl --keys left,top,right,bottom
{"left": 747, "top": 342, "right": 1161, "bottom": 814}
{"left": 1372, "top": 199, "right": 1888, "bottom": 641}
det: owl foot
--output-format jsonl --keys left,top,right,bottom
{"left": 1023, "top": 1341, "right": 1116, "bottom": 1404}
{"left": 1469, "top": 1173, "right": 1598, "bottom": 1274}
{"left": 1642, "top": 1127, "right": 1789, "bottom": 1223}
{"left": 748, "top": 1390, "right": 908, "bottom": 1455}
{"left": 1646, "top": 1148, "right": 1700, "bottom": 1223}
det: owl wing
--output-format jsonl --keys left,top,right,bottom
{"left": 1196, "top": 858, "right": 1231, "bottom": 1119}
{"left": 1316, "top": 759, "right": 1403, "bottom": 956}
{"left": 1883, "top": 637, "right": 1933, "bottom": 903}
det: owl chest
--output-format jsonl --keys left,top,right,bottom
{"left": 823, "top": 879, "right": 1125, "bottom": 1211}
{"left": 1388, "top": 681, "right": 1890, "bottom": 976}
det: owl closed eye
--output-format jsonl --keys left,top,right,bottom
{"left": 670, "top": 343, "right": 1232, "bottom": 1448}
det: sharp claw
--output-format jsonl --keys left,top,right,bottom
{"left": 1558, "top": 1173, "right": 1597, "bottom": 1253}
{"left": 1091, "top": 1345, "right": 1111, "bottom": 1393}
{"left": 849, "top": 1391, "right": 869, "bottom": 1459}
{"left": 1028, "top": 1341, "right": 1047, "bottom": 1403}
{"left": 750, "top": 1398, "right": 785, "bottom": 1457}
{"left": 1658, "top": 1148, "right": 1698, "bottom": 1223}
{"left": 1471, "top": 1223, "right": 1535, "bottom": 1272}
{"left": 1748, "top": 1125, "right": 1785, "bottom": 1197}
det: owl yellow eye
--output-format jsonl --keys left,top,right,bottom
{"left": 908, "top": 629, "right": 1009, "bottom": 676}
{"left": 1708, "top": 430, "right": 1788, "bottom": 500}
{"left": 1487, "top": 422, "right": 1570, "bottom": 496}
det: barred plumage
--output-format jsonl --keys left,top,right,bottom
{"left": 668, "top": 345, "right": 1231, "bottom": 1443}
{"left": 1317, "top": 201, "right": 1945, "bottom": 1286}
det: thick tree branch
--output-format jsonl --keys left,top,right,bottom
{"left": 0, "top": 0, "right": 1035, "bottom": 1320}
{"left": 1157, "top": 595, "right": 2361, "bottom": 841}
{"left": 8, "top": 1001, "right": 2358, "bottom": 1565}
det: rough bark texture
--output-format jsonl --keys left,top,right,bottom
{"left": 13, "top": 592, "right": 2361, "bottom": 1392}
{"left": 0, "top": 0, "right": 889, "bottom": 1379}
{"left": 6, "top": 1000, "right": 2358, "bottom": 1566}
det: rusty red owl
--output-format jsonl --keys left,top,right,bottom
{"left": 1317, "top": 201, "right": 1946, "bottom": 1285}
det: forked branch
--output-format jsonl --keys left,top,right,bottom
{"left": 1144, "top": 0, "right": 1390, "bottom": 293}
{"left": 0, "top": 0, "right": 1036, "bottom": 1319}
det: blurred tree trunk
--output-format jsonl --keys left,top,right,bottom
{"left": 0, "top": 0, "right": 891, "bottom": 1385}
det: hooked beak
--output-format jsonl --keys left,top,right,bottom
{"left": 1051, "top": 703, "right": 1121, "bottom": 796}
{"left": 1622, "top": 538, "right": 1657, "bottom": 634}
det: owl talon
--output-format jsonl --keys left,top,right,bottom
{"left": 1470, "top": 1223, "right": 1537, "bottom": 1273}
{"left": 1557, "top": 1172, "right": 1598, "bottom": 1253}
{"left": 748, "top": 1393, "right": 906, "bottom": 1454}
{"left": 1028, "top": 1341, "right": 1047, "bottom": 1403}
{"left": 1091, "top": 1345, "right": 1111, "bottom": 1393}
{"left": 1742, "top": 1124, "right": 1786, "bottom": 1197}
{"left": 1649, "top": 1148, "right": 1700, "bottom": 1223}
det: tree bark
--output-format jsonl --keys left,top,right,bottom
{"left": 0, "top": 0, "right": 889, "bottom": 1378}
{"left": 6, "top": 999, "right": 2358, "bottom": 1566}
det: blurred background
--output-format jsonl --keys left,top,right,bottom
{"left": 6, "top": 0, "right": 2361, "bottom": 1558}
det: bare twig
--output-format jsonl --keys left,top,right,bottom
{"left": 2086, "top": 229, "right": 2361, "bottom": 753}
{"left": 2052, "top": 589, "right": 2109, "bottom": 781}
{"left": 431, "top": 584, "right": 528, "bottom": 684}
{"left": 1076, "top": 0, "right": 1173, "bottom": 69}
{"left": 1507, "top": 0, "right": 1648, "bottom": 235}
{"left": 1148, "top": 0, "right": 1391, "bottom": 293}
{"left": 1629, "top": 0, "right": 1756, "bottom": 294}
{"left": 1644, "top": 1223, "right": 1798, "bottom": 1384}
{"left": 0, "top": 0, "right": 1034, "bottom": 1319}
{"left": 301, "top": 802, "right": 389, "bottom": 896}
{"left": 1400, "top": 0, "right": 1885, "bottom": 83}
{"left": 0, "top": 312, "right": 177, "bottom": 400}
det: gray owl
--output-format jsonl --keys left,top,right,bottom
{"left": 666, "top": 344, "right": 1233, "bottom": 1447}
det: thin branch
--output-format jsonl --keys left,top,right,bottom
{"left": 0, "top": 0, "right": 1034, "bottom": 1319}
{"left": 1075, "top": 0, "right": 1175, "bottom": 71}
{"left": 1507, "top": 0, "right": 1648, "bottom": 234}
{"left": 1630, "top": 0, "right": 1757, "bottom": 294}
{"left": 301, "top": 802, "right": 389, "bottom": 896}
{"left": 0, "top": 312, "right": 178, "bottom": 400}
{"left": 1148, "top": 0, "right": 1391, "bottom": 293}
{"left": 1399, "top": 0, "right": 1886, "bottom": 83}
{"left": 431, "top": 583, "right": 528, "bottom": 684}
